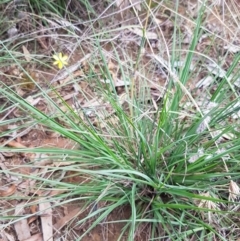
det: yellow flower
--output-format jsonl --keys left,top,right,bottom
{"left": 53, "top": 53, "right": 68, "bottom": 69}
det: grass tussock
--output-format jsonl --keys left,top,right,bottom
{"left": 1, "top": 0, "right": 240, "bottom": 240}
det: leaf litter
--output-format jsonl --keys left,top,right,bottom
{"left": 1, "top": 0, "right": 240, "bottom": 240}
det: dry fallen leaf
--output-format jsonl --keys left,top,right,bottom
{"left": 0, "top": 184, "right": 16, "bottom": 197}
{"left": 222, "top": 132, "right": 237, "bottom": 140}
{"left": 206, "top": 62, "right": 226, "bottom": 78}
{"left": 54, "top": 207, "right": 81, "bottom": 231}
{"left": 115, "top": 0, "right": 142, "bottom": 11}
{"left": 128, "top": 27, "right": 158, "bottom": 39}
{"left": 5, "top": 140, "right": 27, "bottom": 148}
{"left": 59, "top": 69, "right": 84, "bottom": 85}
{"left": 114, "top": 79, "right": 130, "bottom": 87}
{"left": 108, "top": 59, "right": 118, "bottom": 83}
{"left": 195, "top": 76, "right": 214, "bottom": 89}
{"left": 39, "top": 201, "right": 53, "bottom": 241}
{"left": 14, "top": 204, "right": 31, "bottom": 241}
{"left": 22, "top": 45, "right": 32, "bottom": 62}
{"left": 23, "top": 233, "right": 43, "bottom": 241}
{"left": 229, "top": 180, "right": 240, "bottom": 201}
{"left": 1, "top": 231, "right": 15, "bottom": 241}
{"left": 224, "top": 44, "right": 240, "bottom": 53}
{"left": 27, "top": 203, "right": 39, "bottom": 224}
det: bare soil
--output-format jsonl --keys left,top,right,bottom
{"left": 1, "top": 0, "right": 240, "bottom": 240}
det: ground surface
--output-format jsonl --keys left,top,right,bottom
{"left": 1, "top": 0, "right": 240, "bottom": 240}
